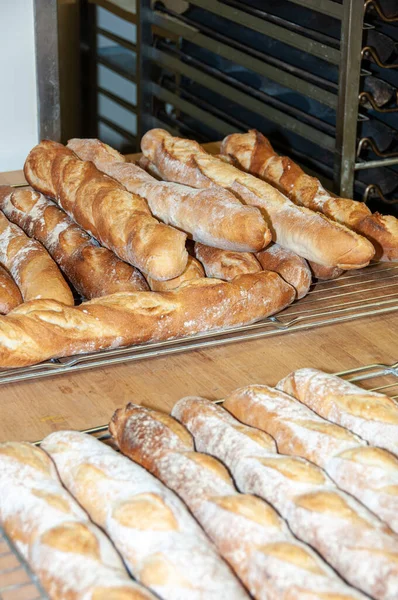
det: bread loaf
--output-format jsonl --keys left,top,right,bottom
{"left": 256, "top": 243, "right": 312, "bottom": 299}
{"left": 67, "top": 138, "right": 271, "bottom": 252}
{"left": 308, "top": 261, "right": 344, "bottom": 280}
{"left": 146, "top": 256, "right": 204, "bottom": 291}
{"left": 24, "top": 140, "right": 188, "bottom": 281}
{"left": 111, "top": 403, "right": 366, "bottom": 600}
{"left": 0, "top": 210, "right": 73, "bottom": 305}
{"left": 0, "top": 441, "right": 156, "bottom": 600}
{"left": 0, "top": 263, "right": 22, "bottom": 313}
{"left": 223, "top": 384, "right": 398, "bottom": 532}
{"left": 0, "top": 186, "right": 148, "bottom": 298}
{"left": 221, "top": 130, "right": 398, "bottom": 261}
{"left": 194, "top": 243, "right": 262, "bottom": 281}
{"left": 141, "top": 129, "right": 375, "bottom": 269}
{"left": 277, "top": 368, "right": 398, "bottom": 456}
{"left": 0, "top": 271, "right": 295, "bottom": 368}
{"left": 173, "top": 396, "right": 398, "bottom": 600}
{"left": 42, "top": 431, "right": 248, "bottom": 600}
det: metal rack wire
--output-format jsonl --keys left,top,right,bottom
{"left": 0, "top": 260, "right": 396, "bottom": 387}
{"left": 0, "top": 528, "right": 48, "bottom": 600}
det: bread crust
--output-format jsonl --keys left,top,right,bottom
{"left": 194, "top": 243, "right": 262, "bottom": 281}
{"left": 146, "top": 256, "right": 204, "bottom": 291}
{"left": 0, "top": 263, "right": 22, "bottom": 313}
{"left": 256, "top": 243, "right": 312, "bottom": 299}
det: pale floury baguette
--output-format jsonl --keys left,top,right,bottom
{"left": 0, "top": 264, "right": 22, "bottom": 313}
{"left": 146, "top": 256, "right": 204, "bottom": 291}
{"left": 277, "top": 368, "right": 398, "bottom": 456}
{"left": 42, "top": 431, "right": 248, "bottom": 600}
{"left": 0, "top": 186, "right": 148, "bottom": 298}
{"left": 0, "top": 272, "right": 295, "bottom": 368}
{"left": 24, "top": 140, "right": 188, "bottom": 281}
{"left": 194, "top": 243, "right": 262, "bottom": 281}
{"left": 111, "top": 403, "right": 366, "bottom": 600}
{"left": 173, "top": 396, "right": 398, "bottom": 600}
{"left": 67, "top": 138, "right": 271, "bottom": 252}
{"left": 221, "top": 130, "right": 398, "bottom": 261}
{"left": 0, "top": 441, "right": 157, "bottom": 600}
{"left": 0, "top": 211, "right": 73, "bottom": 305}
{"left": 222, "top": 385, "right": 398, "bottom": 532}
{"left": 141, "top": 129, "right": 375, "bottom": 269}
{"left": 256, "top": 243, "right": 312, "bottom": 299}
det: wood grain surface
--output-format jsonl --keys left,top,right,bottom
{"left": 0, "top": 149, "right": 396, "bottom": 443}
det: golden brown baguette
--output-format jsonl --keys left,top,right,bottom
{"left": 146, "top": 256, "right": 204, "bottom": 291}
{"left": 173, "top": 396, "right": 398, "bottom": 600}
{"left": 42, "top": 430, "right": 248, "bottom": 600}
{"left": 223, "top": 384, "right": 398, "bottom": 533}
{"left": 24, "top": 140, "right": 188, "bottom": 281}
{"left": 277, "top": 368, "right": 398, "bottom": 456}
{"left": 0, "top": 210, "right": 73, "bottom": 305}
{"left": 308, "top": 261, "right": 345, "bottom": 280}
{"left": 141, "top": 129, "right": 375, "bottom": 269}
{"left": 194, "top": 243, "right": 262, "bottom": 281}
{"left": 0, "top": 441, "right": 157, "bottom": 600}
{"left": 256, "top": 243, "right": 312, "bottom": 299}
{"left": 0, "top": 186, "right": 148, "bottom": 298}
{"left": 111, "top": 403, "right": 366, "bottom": 600}
{"left": 221, "top": 130, "right": 398, "bottom": 261}
{"left": 0, "top": 263, "right": 22, "bottom": 313}
{"left": 0, "top": 271, "right": 295, "bottom": 368}
{"left": 68, "top": 138, "right": 271, "bottom": 252}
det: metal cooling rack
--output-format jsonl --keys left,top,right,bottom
{"left": 0, "top": 528, "right": 48, "bottom": 600}
{"left": 0, "top": 260, "right": 397, "bottom": 386}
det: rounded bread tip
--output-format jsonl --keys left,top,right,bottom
{"left": 141, "top": 129, "right": 170, "bottom": 161}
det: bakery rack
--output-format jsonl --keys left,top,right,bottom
{"left": 0, "top": 260, "right": 397, "bottom": 386}
{"left": 0, "top": 528, "right": 48, "bottom": 600}
{"left": 2, "top": 358, "right": 397, "bottom": 593}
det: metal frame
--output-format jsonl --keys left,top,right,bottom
{"left": 33, "top": 0, "right": 61, "bottom": 141}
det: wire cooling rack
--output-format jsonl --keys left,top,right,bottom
{"left": 0, "top": 260, "right": 397, "bottom": 386}
{"left": 0, "top": 528, "right": 47, "bottom": 600}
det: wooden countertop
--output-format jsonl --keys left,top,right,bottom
{"left": 0, "top": 165, "right": 397, "bottom": 443}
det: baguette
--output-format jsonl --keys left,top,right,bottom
{"left": 277, "top": 367, "right": 398, "bottom": 456}
{"left": 42, "top": 431, "right": 248, "bottom": 600}
{"left": 0, "top": 211, "right": 73, "bottom": 305}
{"left": 111, "top": 403, "right": 366, "bottom": 600}
{"left": 146, "top": 256, "right": 204, "bottom": 291}
{"left": 221, "top": 130, "right": 398, "bottom": 261}
{"left": 68, "top": 138, "right": 271, "bottom": 252}
{"left": 24, "top": 140, "right": 188, "bottom": 281}
{"left": 0, "top": 441, "right": 156, "bottom": 600}
{"left": 0, "top": 271, "right": 295, "bottom": 368}
{"left": 223, "top": 384, "right": 398, "bottom": 532}
{"left": 141, "top": 129, "right": 375, "bottom": 269}
{"left": 173, "top": 396, "right": 398, "bottom": 600}
{"left": 194, "top": 243, "right": 262, "bottom": 281}
{"left": 308, "top": 261, "right": 344, "bottom": 280}
{"left": 0, "top": 263, "right": 22, "bottom": 313}
{"left": 256, "top": 243, "right": 312, "bottom": 299}
{"left": 0, "top": 186, "right": 148, "bottom": 298}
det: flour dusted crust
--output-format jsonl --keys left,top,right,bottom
{"left": 24, "top": 140, "right": 188, "bottom": 281}
{"left": 173, "top": 396, "right": 398, "bottom": 600}
{"left": 146, "top": 256, "right": 204, "bottom": 291}
{"left": 221, "top": 130, "right": 398, "bottom": 261}
{"left": 277, "top": 368, "right": 398, "bottom": 456}
{"left": 223, "top": 384, "right": 398, "bottom": 533}
{"left": 68, "top": 138, "right": 271, "bottom": 252}
{"left": 111, "top": 403, "right": 366, "bottom": 600}
{"left": 0, "top": 186, "right": 148, "bottom": 298}
{"left": 0, "top": 210, "right": 73, "bottom": 305}
{"left": 0, "top": 441, "right": 156, "bottom": 600}
{"left": 141, "top": 129, "right": 375, "bottom": 269}
{"left": 256, "top": 243, "right": 312, "bottom": 299}
{"left": 0, "top": 263, "right": 22, "bottom": 313}
{"left": 194, "top": 243, "right": 262, "bottom": 281}
{"left": 307, "top": 261, "right": 344, "bottom": 280}
{"left": 42, "top": 431, "right": 247, "bottom": 600}
{"left": 0, "top": 271, "right": 295, "bottom": 368}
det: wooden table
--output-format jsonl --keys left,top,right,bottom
{"left": 0, "top": 169, "right": 397, "bottom": 443}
